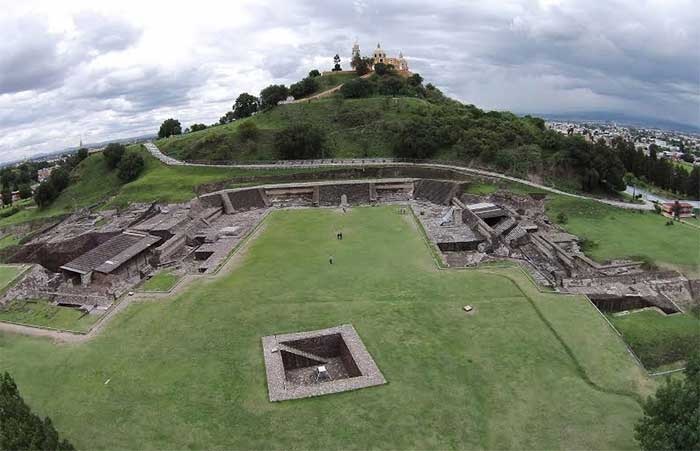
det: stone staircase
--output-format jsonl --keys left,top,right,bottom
{"left": 277, "top": 344, "right": 329, "bottom": 364}
{"left": 504, "top": 224, "right": 528, "bottom": 245}
{"left": 492, "top": 217, "right": 516, "bottom": 236}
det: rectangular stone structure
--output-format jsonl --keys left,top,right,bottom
{"left": 262, "top": 324, "right": 386, "bottom": 402}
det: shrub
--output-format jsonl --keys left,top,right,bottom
{"left": 556, "top": 211, "right": 568, "bottom": 224}
{"left": 117, "top": 153, "right": 145, "bottom": 182}
{"left": 238, "top": 122, "right": 259, "bottom": 141}
{"left": 289, "top": 77, "right": 318, "bottom": 100}
{"left": 340, "top": 78, "right": 373, "bottom": 98}
{"left": 274, "top": 123, "right": 327, "bottom": 160}
{"left": 103, "top": 143, "right": 126, "bottom": 169}
{"left": 393, "top": 117, "right": 441, "bottom": 160}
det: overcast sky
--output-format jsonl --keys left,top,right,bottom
{"left": 0, "top": 0, "right": 697, "bottom": 163}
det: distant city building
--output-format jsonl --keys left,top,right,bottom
{"left": 37, "top": 166, "right": 56, "bottom": 183}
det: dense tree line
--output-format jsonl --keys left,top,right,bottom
{"left": 634, "top": 352, "right": 699, "bottom": 450}
{"left": 615, "top": 139, "right": 699, "bottom": 199}
{"left": 0, "top": 372, "right": 75, "bottom": 450}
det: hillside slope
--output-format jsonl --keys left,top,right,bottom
{"left": 157, "top": 96, "right": 434, "bottom": 162}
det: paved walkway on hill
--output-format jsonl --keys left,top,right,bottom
{"left": 144, "top": 141, "right": 654, "bottom": 211}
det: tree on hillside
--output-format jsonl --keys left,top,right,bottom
{"left": 219, "top": 111, "right": 236, "bottom": 125}
{"left": 289, "top": 77, "right": 318, "bottom": 100}
{"left": 117, "top": 153, "right": 145, "bottom": 182}
{"left": 259, "top": 84, "right": 289, "bottom": 110}
{"left": 394, "top": 117, "right": 441, "bottom": 160}
{"left": 351, "top": 55, "right": 372, "bottom": 76}
{"left": 232, "top": 93, "right": 259, "bottom": 120}
{"left": 0, "top": 372, "right": 75, "bottom": 450}
{"left": 189, "top": 123, "right": 207, "bottom": 132}
{"left": 340, "top": 78, "right": 373, "bottom": 98}
{"left": 48, "top": 167, "right": 70, "bottom": 192}
{"left": 332, "top": 54, "right": 342, "bottom": 71}
{"left": 407, "top": 73, "right": 423, "bottom": 86}
{"left": 1, "top": 188, "right": 12, "bottom": 207}
{"left": 103, "top": 143, "right": 127, "bottom": 169}
{"left": 308, "top": 69, "right": 321, "bottom": 77}
{"left": 373, "top": 63, "right": 394, "bottom": 76}
{"left": 635, "top": 352, "right": 700, "bottom": 450}
{"left": 274, "top": 123, "right": 327, "bottom": 160}
{"left": 158, "top": 118, "right": 182, "bottom": 138}
{"left": 18, "top": 184, "right": 32, "bottom": 200}
{"left": 33, "top": 183, "right": 54, "bottom": 208}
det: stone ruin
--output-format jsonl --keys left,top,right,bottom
{"left": 262, "top": 324, "right": 386, "bottom": 401}
{"left": 1, "top": 176, "right": 697, "bottom": 325}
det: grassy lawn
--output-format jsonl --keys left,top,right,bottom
{"left": 1, "top": 207, "right": 650, "bottom": 450}
{"left": 608, "top": 310, "right": 700, "bottom": 371}
{"left": 546, "top": 196, "right": 700, "bottom": 275}
{"left": 141, "top": 272, "right": 180, "bottom": 292}
{"left": 0, "top": 299, "right": 99, "bottom": 332}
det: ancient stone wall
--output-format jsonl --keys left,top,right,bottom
{"left": 413, "top": 180, "right": 460, "bottom": 205}
{"left": 227, "top": 188, "right": 267, "bottom": 210}
{"left": 7, "top": 232, "right": 120, "bottom": 272}
{"left": 318, "top": 183, "right": 370, "bottom": 206}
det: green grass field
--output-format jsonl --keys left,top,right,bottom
{"left": 546, "top": 196, "right": 700, "bottom": 275}
{"left": 608, "top": 310, "right": 700, "bottom": 371}
{"left": 0, "top": 299, "right": 99, "bottom": 332}
{"left": 141, "top": 272, "right": 180, "bottom": 292}
{"left": 1, "top": 207, "right": 652, "bottom": 449}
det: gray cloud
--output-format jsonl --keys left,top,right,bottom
{"left": 0, "top": 0, "right": 697, "bottom": 163}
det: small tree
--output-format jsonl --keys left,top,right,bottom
{"left": 332, "top": 54, "right": 342, "bottom": 71}
{"left": 259, "top": 84, "right": 289, "bottom": 110}
{"left": 117, "top": 153, "right": 145, "bottom": 182}
{"left": 18, "top": 184, "right": 32, "bottom": 199}
{"left": 158, "top": 118, "right": 182, "bottom": 138}
{"left": 308, "top": 69, "right": 321, "bottom": 77}
{"left": 48, "top": 168, "right": 70, "bottom": 192}
{"left": 2, "top": 188, "right": 12, "bottom": 207}
{"left": 0, "top": 372, "right": 75, "bottom": 450}
{"left": 635, "top": 352, "right": 700, "bottom": 450}
{"left": 103, "top": 143, "right": 126, "bottom": 169}
{"left": 76, "top": 148, "right": 89, "bottom": 162}
{"left": 232, "top": 93, "right": 259, "bottom": 120}
{"left": 274, "top": 123, "right": 327, "bottom": 160}
{"left": 189, "top": 123, "right": 207, "bottom": 132}
{"left": 340, "top": 78, "right": 373, "bottom": 98}
{"left": 289, "top": 77, "right": 318, "bottom": 100}
{"left": 351, "top": 55, "right": 371, "bottom": 76}
{"left": 33, "top": 183, "right": 54, "bottom": 208}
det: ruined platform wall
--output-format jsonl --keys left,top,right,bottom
{"left": 318, "top": 183, "right": 370, "bottom": 206}
{"left": 7, "top": 232, "right": 120, "bottom": 272}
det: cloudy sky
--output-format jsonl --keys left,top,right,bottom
{"left": 0, "top": 0, "right": 697, "bottom": 163}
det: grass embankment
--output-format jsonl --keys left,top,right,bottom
{"left": 0, "top": 264, "right": 24, "bottom": 290}
{"left": 309, "top": 72, "right": 358, "bottom": 95}
{"left": 0, "top": 149, "right": 345, "bottom": 229}
{"left": 546, "top": 196, "right": 700, "bottom": 275}
{"left": 140, "top": 272, "right": 179, "bottom": 292}
{"left": 608, "top": 310, "right": 700, "bottom": 371}
{"left": 0, "top": 299, "right": 98, "bottom": 332}
{"left": 2, "top": 207, "right": 649, "bottom": 449}
{"left": 157, "top": 96, "right": 435, "bottom": 161}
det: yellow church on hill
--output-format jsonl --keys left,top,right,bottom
{"left": 352, "top": 41, "right": 409, "bottom": 72}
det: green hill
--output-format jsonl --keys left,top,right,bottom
{"left": 156, "top": 70, "right": 631, "bottom": 197}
